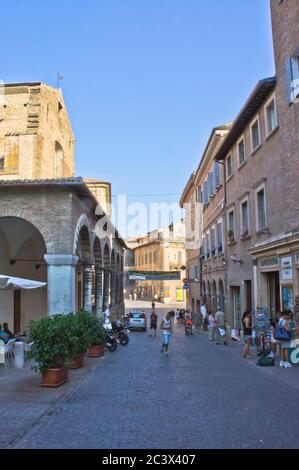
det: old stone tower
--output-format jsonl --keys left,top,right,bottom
{"left": 0, "top": 82, "right": 75, "bottom": 180}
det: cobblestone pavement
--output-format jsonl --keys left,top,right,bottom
{"left": 4, "top": 308, "right": 299, "bottom": 449}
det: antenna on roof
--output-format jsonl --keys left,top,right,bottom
{"left": 57, "top": 73, "right": 63, "bottom": 89}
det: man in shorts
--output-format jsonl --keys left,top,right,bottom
{"left": 150, "top": 310, "right": 158, "bottom": 337}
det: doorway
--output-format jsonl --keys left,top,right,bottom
{"left": 14, "top": 290, "right": 21, "bottom": 334}
{"left": 231, "top": 286, "right": 241, "bottom": 329}
{"left": 267, "top": 271, "right": 280, "bottom": 319}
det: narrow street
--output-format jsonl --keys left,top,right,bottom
{"left": 7, "top": 304, "right": 299, "bottom": 450}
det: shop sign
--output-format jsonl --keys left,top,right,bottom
{"left": 259, "top": 257, "right": 279, "bottom": 268}
{"left": 281, "top": 256, "right": 293, "bottom": 281}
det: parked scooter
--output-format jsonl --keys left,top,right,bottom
{"left": 111, "top": 320, "right": 130, "bottom": 346}
{"left": 103, "top": 320, "right": 118, "bottom": 352}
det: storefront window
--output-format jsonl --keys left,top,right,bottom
{"left": 282, "top": 287, "right": 293, "bottom": 311}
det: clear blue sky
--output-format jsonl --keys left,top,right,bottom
{"left": 1, "top": 0, "right": 275, "bottom": 233}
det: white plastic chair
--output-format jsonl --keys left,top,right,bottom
{"left": 3, "top": 339, "right": 16, "bottom": 368}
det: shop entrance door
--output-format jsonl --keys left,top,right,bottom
{"left": 232, "top": 287, "right": 241, "bottom": 329}
{"left": 267, "top": 271, "right": 280, "bottom": 319}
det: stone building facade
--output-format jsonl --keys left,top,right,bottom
{"left": 181, "top": 0, "right": 299, "bottom": 333}
{"left": 132, "top": 221, "right": 186, "bottom": 304}
{"left": 181, "top": 126, "right": 230, "bottom": 315}
{"left": 0, "top": 83, "right": 125, "bottom": 333}
{"left": 179, "top": 172, "right": 201, "bottom": 313}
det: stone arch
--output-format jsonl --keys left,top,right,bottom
{"left": 0, "top": 208, "right": 51, "bottom": 253}
{"left": 92, "top": 237, "right": 103, "bottom": 267}
{"left": 103, "top": 243, "right": 111, "bottom": 268}
{"left": 218, "top": 279, "right": 225, "bottom": 312}
{"left": 73, "top": 214, "right": 92, "bottom": 256}
{"left": 202, "top": 280, "right": 206, "bottom": 303}
{"left": 211, "top": 279, "right": 217, "bottom": 313}
{"left": 0, "top": 216, "right": 48, "bottom": 331}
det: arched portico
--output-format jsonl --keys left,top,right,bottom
{"left": 0, "top": 216, "right": 47, "bottom": 333}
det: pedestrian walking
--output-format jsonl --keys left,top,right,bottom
{"left": 208, "top": 311, "right": 217, "bottom": 341}
{"left": 201, "top": 303, "right": 208, "bottom": 331}
{"left": 215, "top": 310, "right": 228, "bottom": 345}
{"left": 275, "top": 310, "right": 293, "bottom": 368}
{"left": 160, "top": 312, "right": 173, "bottom": 356}
{"left": 175, "top": 308, "right": 180, "bottom": 324}
{"left": 150, "top": 310, "right": 158, "bottom": 337}
{"left": 242, "top": 310, "right": 252, "bottom": 359}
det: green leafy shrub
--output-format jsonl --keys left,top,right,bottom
{"left": 67, "top": 311, "right": 94, "bottom": 356}
{"left": 28, "top": 315, "right": 76, "bottom": 374}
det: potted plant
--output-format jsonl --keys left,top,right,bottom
{"left": 227, "top": 230, "right": 235, "bottom": 243}
{"left": 241, "top": 228, "right": 249, "bottom": 240}
{"left": 68, "top": 311, "right": 92, "bottom": 369}
{"left": 87, "top": 316, "right": 106, "bottom": 358}
{"left": 28, "top": 315, "right": 74, "bottom": 388}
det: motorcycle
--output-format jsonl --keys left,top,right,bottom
{"left": 103, "top": 320, "right": 118, "bottom": 352}
{"left": 111, "top": 320, "right": 130, "bottom": 346}
{"left": 105, "top": 329, "right": 118, "bottom": 352}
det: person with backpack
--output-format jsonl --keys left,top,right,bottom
{"left": 275, "top": 310, "right": 293, "bottom": 368}
{"left": 160, "top": 312, "right": 173, "bottom": 356}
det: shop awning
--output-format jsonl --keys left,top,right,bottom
{"left": 0, "top": 275, "right": 46, "bottom": 290}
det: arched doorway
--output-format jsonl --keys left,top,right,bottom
{"left": 211, "top": 280, "right": 217, "bottom": 312}
{"left": 103, "top": 243, "right": 111, "bottom": 309}
{"left": 93, "top": 237, "right": 103, "bottom": 316}
{"left": 218, "top": 279, "right": 225, "bottom": 312}
{"left": 76, "top": 225, "right": 92, "bottom": 312}
{"left": 0, "top": 217, "right": 47, "bottom": 333}
{"left": 202, "top": 280, "right": 206, "bottom": 304}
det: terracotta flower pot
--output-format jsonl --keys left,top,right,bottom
{"left": 70, "top": 352, "right": 85, "bottom": 369}
{"left": 41, "top": 367, "right": 69, "bottom": 388}
{"left": 88, "top": 344, "right": 105, "bottom": 358}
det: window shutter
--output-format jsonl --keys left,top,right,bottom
{"left": 208, "top": 172, "right": 214, "bottom": 198}
{"left": 285, "top": 57, "right": 293, "bottom": 105}
{"left": 203, "top": 181, "right": 208, "bottom": 204}
{"left": 214, "top": 162, "right": 221, "bottom": 188}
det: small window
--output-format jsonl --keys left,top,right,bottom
{"left": 227, "top": 210, "right": 235, "bottom": 242}
{"left": 240, "top": 199, "right": 249, "bottom": 238}
{"left": 0, "top": 156, "right": 4, "bottom": 171}
{"left": 265, "top": 97, "right": 278, "bottom": 136}
{"left": 251, "top": 118, "right": 261, "bottom": 152}
{"left": 226, "top": 154, "right": 233, "bottom": 179}
{"left": 206, "top": 233, "right": 210, "bottom": 258}
{"left": 256, "top": 186, "right": 267, "bottom": 231}
{"left": 217, "top": 221, "right": 223, "bottom": 254}
{"left": 238, "top": 137, "right": 246, "bottom": 166}
{"left": 211, "top": 227, "right": 217, "bottom": 256}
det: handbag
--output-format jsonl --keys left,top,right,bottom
{"left": 218, "top": 328, "right": 226, "bottom": 337}
{"left": 274, "top": 323, "right": 291, "bottom": 341}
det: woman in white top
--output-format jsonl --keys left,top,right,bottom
{"left": 160, "top": 312, "right": 173, "bottom": 356}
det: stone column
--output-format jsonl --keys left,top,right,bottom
{"left": 119, "top": 272, "right": 124, "bottom": 304}
{"left": 44, "top": 254, "right": 79, "bottom": 315}
{"left": 83, "top": 263, "right": 93, "bottom": 313}
{"left": 95, "top": 266, "right": 103, "bottom": 317}
{"left": 115, "top": 273, "right": 120, "bottom": 305}
{"left": 103, "top": 269, "right": 110, "bottom": 310}
{"left": 111, "top": 271, "right": 117, "bottom": 307}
